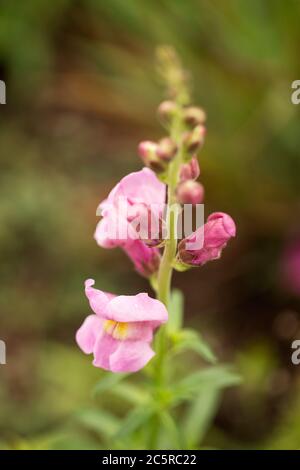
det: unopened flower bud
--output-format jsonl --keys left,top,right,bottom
{"left": 157, "top": 137, "right": 177, "bottom": 161}
{"left": 180, "top": 156, "right": 200, "bottom": 182}
{"left": 182, "top": 125, "right": 206, "bottom": 158}
{"left": 176, "top": 180, "right": 204, "bottom": 205}
{"left": 138, "top": 141, "right": 158, "bottom": 159}
{"left": 178, "top": 212, "right": 236, "bottom": 267}
{"left": 157, "top": 101, "right": 177, "bottom": 127}
{"left": 138, "top": 141, "right": 167, "bottom": 173}
{"left": 183, "top": 106, "right": 206, "bottom": 127}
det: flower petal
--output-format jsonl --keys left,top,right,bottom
{"left": 92, "top": 332, "right": 119, "bottom": 370}
{"left": 94, "top": 213, "right": 130, "bottom": 248}
{"left": 109, "top": 340, "right": 155, "bottom": 373}
{"left": 105, "top": 293, "right": 168, "bottom": 324}
{"left": 76, "top": 314, "right": 103, "bottom": 354}
{"left": 84, "top": 279, "right": 114, "bottom": 317}
{"left": 111, "top": 168, "right": 166, "bottom": 207}
{"left": 122, "top": 240, "right": 160, "bottom": 277}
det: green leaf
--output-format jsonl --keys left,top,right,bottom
{"left": 93, "top": 372, "right": 129, "bottom": 396}
{"left": 168, "top": 289, "right": 184, "bottom": 333}
{"left": 173, "top": 365, "right": 242, "bottom": 403}
{"left": 114, "top": 404, "right": 155, "bottom": 441}
{"left": 109, "top": 382, "right": 149, "bottom": 405}
{"left": 171, "top": 329, "right": 217, "bottom": 364}
{"left": 76, "top": 408, "right": 120, "bottom": 439}
{"left": 160, "top": 410, "right": 183, "bottom": 449}
{"left": 183, "top": 386, "right": 220, "bottom": 448}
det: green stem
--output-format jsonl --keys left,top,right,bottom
{"left": 156, "top": 114, "right": 183, "bottom": 361}
{"left": 149, "top": 114, "right": 183, "bottom": 449}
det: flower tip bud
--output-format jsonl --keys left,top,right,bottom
{"left": 176, "top": 180, "right": 204, "bottom": 205}
{"left": 183, "top": 106, "right": 207, "bottom": 127}
{"left": 157, "top": 100, "right": 177, "bottom": 126}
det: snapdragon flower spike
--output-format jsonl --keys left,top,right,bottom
{"left": 95, "top": 168, "right": 166, "bottom": 276}
{"left": 178, "top": 212, "right": 236, "bottom": 266}
{"left": 179, "top": 156, "right": 200, "bottom": 182}
{"left": 76, "top": 279, "right": 168, "bottom": 372}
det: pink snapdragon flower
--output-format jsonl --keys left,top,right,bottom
{"left": 94, "top": 168, "right": 166, "bottom": 276}
{"left": 178, "top": 212, "right": 236, "bottom": 266}
{"left": 95, "top": 168, "right": 166, "bottom": 247}
{"left": 76, "top": 279, "right": 168, "bottom": 372}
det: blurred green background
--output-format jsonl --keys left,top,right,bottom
{"left": 1, "top": 0, "right": 300, "bottom": 449}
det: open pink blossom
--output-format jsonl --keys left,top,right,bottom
{"left": 76, "top": 279, "right": 168, "bottom": 373}
{"left": 95, "top": 168, "right": 166, "bottom": 247}
{"left": 94, "top": 168, "right": 165, "bottom": 276}
{"left": 178, "top": 212, "right": 236, "bottom": 266}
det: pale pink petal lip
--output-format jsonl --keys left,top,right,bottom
{"left": 94, "top": 219, "right": 117, "bottom": 248}
{"left": 120, "top": 321, "right": 154, "bottom": 342}
{"left": 92, "top": 328, "right": 154, "bottom": 371}
{"left": 109, "top": 340, "right": 155, "bottom": 373}
{"left": 84, "top": 279, "right": 115, "bottom": 317}
{"left": 94, "top": 213, "right": 130, "bottom": 248}
{"left": 92, "top": 332, "right": 119, "bottom": 370}
{"left": 105, "top": 292, "right": 168, "bottom": 323}
{"left": 76, "top": 314, "right": 103, "bottom": 354}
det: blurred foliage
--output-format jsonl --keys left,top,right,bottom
{"left": 1, "top": 0, "right": 300, "bottom": 449}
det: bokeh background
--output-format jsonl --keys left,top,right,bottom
{"left": 1, "top": 0, "right": 300, "bottom": 449}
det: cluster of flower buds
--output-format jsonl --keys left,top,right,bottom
{"left": 175, "top": 105, "right": 206, "bottom": 206}
{"left": 138, "top": 137, "right": 177, "bottom": 173}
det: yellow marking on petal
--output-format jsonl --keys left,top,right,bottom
{"left": 103, "top": 320, "right": 129, "bottom": 340}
